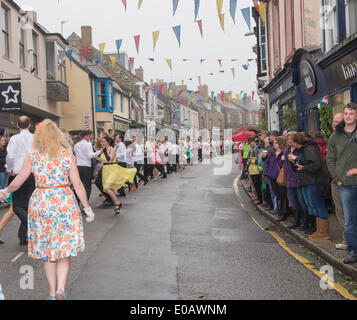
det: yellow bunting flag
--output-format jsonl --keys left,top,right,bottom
{"left": 236, "top": 94, "right": 240, "bottom": 104}
{"left": 99, "top": 43, "right": 105, "bottom": 60}
{"left": 228, "top": 94, "right": 232, "bottom": 103}
{"left": 138, "top": 0, "right": 143, "bottom": 9}
{"left": 231, "top": 68, "right": 235, "bottom": 79}
{"left": 218, "top": 14, "right": 225, "bottom": 32}
{"left": 166, "top": 58, "right": 172, "bottom": 71}
{"left": 169, "top": 89, "right": 173, "bottom": 96}
{"left": 110, "top": 56, "right": 116, "bottom": 69}
{"left": 153, "top": 30, "right": 160, "bottom": 51}
{"left": 216, "top": 0, "right": 223, "bottom": 15}
{"left": 258, "top": 2, "right": 267, "bottom": 24}
{"left": 181, "top": 80, "right": 184, "bottom": 87}
{"left": 198, "top": 76, "right": 201, "bottom": 85}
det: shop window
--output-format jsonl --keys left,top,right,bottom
{"left": 345, "top": 0, "right": 357, "bottom": 37}
{"left": 2, "top": 5, "right": 9, "bottom": 58}
{"left": 323, "top": 0, "right": 338, "bottom": 52}
{"left": 95, "top": 79, "right": 113, "bottom": 112}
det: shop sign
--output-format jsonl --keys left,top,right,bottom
{"left": 300, "top": 59, "right": 317, "bottom": 96}
{"left": 0, "top": 82, "right": 22, "bottom": 112}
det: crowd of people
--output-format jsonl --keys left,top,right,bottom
{"left": 0, "top": 116, "right": 234, "bottom": 300}
{"left": 238, "top": 102, "right": 357, "bottom": 265}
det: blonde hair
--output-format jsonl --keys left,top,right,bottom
{"left": 287, "top": 131, "right": 297, "bottom": 139}
{"left": 33, "top": 119, "right": 71, "bottom": 159}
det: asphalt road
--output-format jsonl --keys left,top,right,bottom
{"left": 0, "top": 155, "right": 346, "bottom": 300}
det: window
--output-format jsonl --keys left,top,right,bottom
{"left": 2, "top": 6, "right": 9, "bottom": 57}
{"left": 95, "top": 79, "right": 113, "bottom": 112}
{"left": 346, "top": 0, "right": 357, "bottom": 37}
{"left": 272, "top": 0, "right": 281, "bottom": 70}
{"left": 323, "top": 0, "right": 338, "bottom": 52}
{"left": 120, "top": 95, "right": 123, "bottom": 113}
{"left": 201, "top": 116, "right": 204, "bottom": 128}
{"left": 46, "top": 40, "right": 66, "bottom": 82}
{"left": 19, "top": 19, "right": 25, "bottom": 67}
{"left": 32, "top": 32, "right": 38, "bottom": 75}
{"left": 218, "top": 119, "right": 222, "bottom": 130}
{"left": 260, "top": 18, "right": 267, "bottom": 72}
{"left": 285, "top": 0, "right": 295, "bottom": 60}
{"left": 209, "top": 119, "right": 212, "bottom": 130}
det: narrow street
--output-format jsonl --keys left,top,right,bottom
{"left": 0, "top": 157, "right": 346, "bottom": 300}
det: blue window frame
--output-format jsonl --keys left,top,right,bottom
{"left": 95, "top": 78, "right": 113, "bottom": 112}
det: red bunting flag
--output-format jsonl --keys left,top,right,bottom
{"left": 134, "top": 35, "right": 140, "bottom": 54}
{"left": 79, "top": 53, "right": 83, "bottom": 64}
{"left": 195, "top": 91, "right": 201, "bottom": 94}
{"left": 159, "top": 84, "right": 164, "bottom": 94}
{"left": 220, "top": 91, "right": 225, "bottom": 101}
{"left": 83, "top": 46, "right": 89, "bottom": 65}
{"left": 226, "top": 107, "right": 229, "bottom": 112}
{"left": 252, "top": 91, "right": 255, "bottom": 100}
{"left": 129, "top": 57, "right": 135, "bottom": 69}
{"left": 219, "top": 70, "right": 225, "bottom": 73}
{"left": 179, "top": 99, "right": 185, "bottom": 104}
{"left": 122, "top": 0, "right": 127, "bottom": 11}
{"left": 218, "top": 59, "right": 222, "bottom": 67}
{"left": 178, "top": 90, "right": 183, "bottom": 97}
{"left": 253, "top": 0, "right": 260, "bottom": 14}
{"left": 196, "top": 20, "right": 203, "bottom": 38}
{"left": 183, "top": 59, "right": 189, "bottom": 62}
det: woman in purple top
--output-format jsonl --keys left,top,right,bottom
{"left": 282, "top": 132, "right": 308, "bottom": 230}
{"left": 266, "top": 136, "right": 289, "bottom": 222}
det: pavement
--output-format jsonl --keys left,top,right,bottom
{"left": 0, "top": 155, "right": 355, "bottom": 300}
{"left": 238, "top": 179, "right": 357, "bottom": 282}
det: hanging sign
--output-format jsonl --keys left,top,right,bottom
{"left": 300, "top": 59, "right": 316, "bottom": 96}
{"left": 0, "top": 81, "right": 22, "bottom": 112}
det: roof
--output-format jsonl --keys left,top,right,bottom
{"left": 87, "top": 65, "right": 109, "bottom": 79}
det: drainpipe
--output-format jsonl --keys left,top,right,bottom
{"left": 128, "top": 92, "right": 132, "bottom": 129}
{"left": 90, "top": 76, "right": 96, "bottom": 139}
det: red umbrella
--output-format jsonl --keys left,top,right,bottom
{"left": 232, "top": 131, "right": 257, "bottom": 143}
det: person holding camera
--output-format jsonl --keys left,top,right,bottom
{"left": 282, "top": 132, "right": 308, "bottom": 230}
{"left": 293, "top": 132, "right": 331, "bottom": 240}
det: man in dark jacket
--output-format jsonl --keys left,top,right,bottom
{"left": 327, "top": 103, "right": 357, "bottom": 264}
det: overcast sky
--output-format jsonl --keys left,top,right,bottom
{"left": 17, "top": 0, "right": 258, "bottom": 98}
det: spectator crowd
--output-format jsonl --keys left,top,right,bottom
{"left": 238, "top": 103, "right": 357, "bottom": 265}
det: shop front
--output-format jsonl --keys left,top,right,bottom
{"left": 113, "top": 115, "right": 130, "bottom": 136}
{"left": 292, "top": 49, "right": 329, "bottom": 133}
{"left": 265, "top": 66, "right": 295, "bottom": 133}
{"left": 318, "top": 37, "right": 357, "bottom": 114}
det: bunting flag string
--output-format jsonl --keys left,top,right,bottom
{"left": 216, "top": 0, "right": 223, "bottom": 15}
{"left": 258, "top": 2, "right": 267, "bottom": 24}
{"left": 172, "top": 25, "right": 181, "bottom": 47}
{"left": 194, "top": 0, "right": 200, "bottom": 21}
{"left": 134, "top": 35, "right": 140, "bottom": 54}
{"left": 229, "top": 0, "right": 237, "bottom": 24}
{"left": 172, "top": 0, "right": 179, "bottom": 16}
{"left": 166, "top": 58, "right": 173, "bottom": 71}
{"left": 110, "top": 55, "right": 116, "bottom": 69}
{"left": 115, "top": 39, "right": 123, "bottom": 55}
{"left": 218, "top": 13, "right": 225, "bottom": 32}
{"left": 241, "top": 7, "right": 251, "bottom": 30}
{"left": 122, "top": 0, "right": 127, "bottom": 11}
{"left": 129, "top": 57, "right": 135, "bottom": 69}
{"left": 196, "top": 19, "right": 203, "bottom": 38}
{"left": 99, "top": 43, "right": 105, "bottom": 61}
{"left": 153, "top": 30, "right": 160, "bottom": 51}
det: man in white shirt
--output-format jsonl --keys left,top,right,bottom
{"left": 131, "top": 135, "right": 148, "bottom": 187}
{"left": 74, "top": 130, "right": 102, "bottom": 205}
{"left": 6, "top": 116, "right": 35, "bottom": 245}
{"left": 114, "top": 134, "right": 127, "bottom": 168}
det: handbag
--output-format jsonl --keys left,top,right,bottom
{"left": 276, "top": 162, "right": 286, "bottom": 187}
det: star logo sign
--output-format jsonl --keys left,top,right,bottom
{"left": 2, "top": 85, "right": 20, "bottom": 104}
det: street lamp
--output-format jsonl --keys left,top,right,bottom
{"left": 61, "top": 19, "right": 69, "bottom": 35}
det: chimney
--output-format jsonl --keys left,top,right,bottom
{"left": 25, "top": 11, "right": 37, "bottom": 23}
{"left": 135, "top": 66, "right": 144, "bottom": 80}
{"left": 81, "top": 26, "right": 92, "bottom": 48}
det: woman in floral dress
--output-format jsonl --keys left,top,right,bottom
{"left": 0, "top": 119, "right": 95, "bottom": 300}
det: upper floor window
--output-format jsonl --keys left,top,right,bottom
{"left": 323, "top": 0, "right": 338, "bottom": 52}
{"left": 200, "top": 116, "right": 204, "bottom": 128}
{"left": 346, "top": 0, "right": 357, "bottom": 37}
{"left": 285, "top": 0, "right": 295, "bottom": 59}
{"left": 32, "top": 32, "right": 38, "bottom": 75}
{"left": 272, "top": 0, "right": 280, "bottom": 69}
{"left": 260, "top": 18, "right": 267, "bottom": 73}
{"left": 19, "top": 19, "right": 25, "bottom": 67}
{"left": 95, "top": 79, "right": 113, "bottom": 112}
{"left": 2, "top": 5, "right": 9, "bottom": 58}
{"left": 46, "top": 40, "right": 66, "bottom": 83}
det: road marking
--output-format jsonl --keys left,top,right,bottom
{"left": 11, "top": 252, "right": 24, "bottom": 263}
{"left": 250, "top": 217, "right": 357, "bottom": 300}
